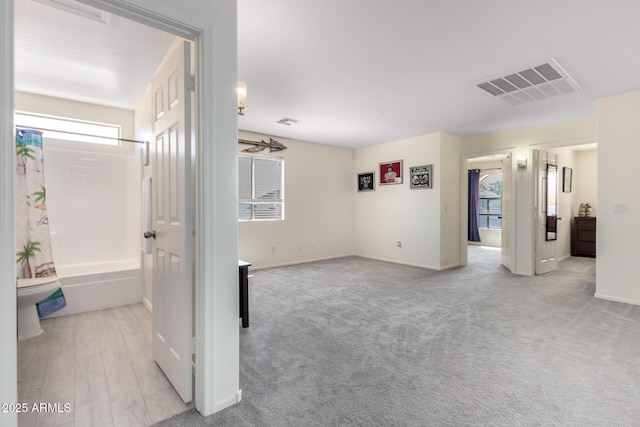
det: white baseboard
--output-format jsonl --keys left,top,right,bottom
{"left": 356, "top": 254, "right": 456, "bottom": 271}
{"left": 143, "top": 296, "right": 153, "bottom": 313}
{"left": 248, "top": 253, "right": 461, "bottom": 272}
{"left": 594, "top": 293, "right": 640, "bottom": 307}
{"left": 213, "top": 390, "right": 243, "bottom": 413}
{"left": 248, "top": 254, "right": 356, "bottom": 271}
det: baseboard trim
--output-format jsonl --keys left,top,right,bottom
{"left": 248, "top": 254, "right": 356, "bottom": 271}
{"left": 248, "top": 254, "right": 461, "bottom": 272}
{"left": 594, "top": 293, "right": 640, "bottom": 307}
{"left": 213, "top": 390, "right": 243, "bottom": 413}
{"left": 356, "top": 254, "right": 458, "bottom": 271}
{"left": 143, "top": 296, "right": 153, "bottom": 313}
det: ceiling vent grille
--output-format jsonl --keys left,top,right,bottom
{"left": 476, "top": 59, "right": 581, "bottom": 106}
{"left": 277, "top": 117, "right": 299, "bottom": 126}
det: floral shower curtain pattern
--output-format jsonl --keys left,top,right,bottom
{"left": 15, "top": 129, "right": 57, "bottom": 280}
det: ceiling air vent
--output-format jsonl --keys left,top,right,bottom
{"left": 476, "top": 59, "right": 581, "bottom": 106}
{"left": 277, "top": 118, "right": 299, "bottom": 126}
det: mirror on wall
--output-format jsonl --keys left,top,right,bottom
{"left": 545, "top": 163, "right": 558, "bottom": 241}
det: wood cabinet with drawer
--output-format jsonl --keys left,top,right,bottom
{"left": 572, "top": 217, "right": 596, "bottom": 257}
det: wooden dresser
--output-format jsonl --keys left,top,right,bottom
{"left": 572, "top": 217, "right": 596, "bottom": 257}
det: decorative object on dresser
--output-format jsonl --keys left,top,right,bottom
{"left": 572, "top": 217, "right": 596, "bottom": 257}
{"left": 578, "top": 202, "right": 593, "bottom": 217}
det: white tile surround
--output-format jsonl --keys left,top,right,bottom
{"left": 17, "top": 303, "right": 191, "bottom": 426}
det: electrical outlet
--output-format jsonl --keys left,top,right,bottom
{"left": 272, "top": 246, "right": 276, "bottom": 253}
{"left": 397, "top": 241, "right": 402, "bottom": 248}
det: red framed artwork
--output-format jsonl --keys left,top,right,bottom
{"left": 379, "top": 160, "right": 403, "bottom": 185}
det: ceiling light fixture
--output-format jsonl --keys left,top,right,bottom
{"left": 237, "top": 81, "right": 247, "bottom": 115}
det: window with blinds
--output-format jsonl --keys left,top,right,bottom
{"left": 238, "top": 154, "right": 284, "bottom": 221}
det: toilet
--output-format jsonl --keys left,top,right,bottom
{"left": 17, "top": 277, "right": 61, "bottom": 340}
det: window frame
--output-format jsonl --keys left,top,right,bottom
{"left": 478, "top": 171, "right": 502, "bottom": 230}
{"left": 15, "top": 111, "right": 121, "bottom": 146}
{"left": 238, "top": 153, "right": 285, "bottom": 222}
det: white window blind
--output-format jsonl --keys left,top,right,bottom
{"left": 238, "top": 154, "right": 284, "bottom": 221}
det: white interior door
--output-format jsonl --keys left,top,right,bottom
{"left": 151, "top": 40, "right": 193, "bottom": 403}
{"left": 534, "top": 149, "right": 559, "bottom": 274}
{"left": 500, "top": 154, "right": 512, "bottom": 271}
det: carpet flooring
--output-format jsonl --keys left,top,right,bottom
{"left": 157, "top": 247, "right": 640, "bottom": 426}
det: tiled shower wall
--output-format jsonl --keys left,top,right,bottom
{"left": 44, "top": 146, "right": 140, "bottom": 269}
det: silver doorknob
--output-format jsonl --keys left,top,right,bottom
{"left": 144, "top": 230, "right": 156, "bottom": 239}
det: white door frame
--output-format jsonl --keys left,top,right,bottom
{"left": 1, "top": 0, "right": 240, "bottom": 422}
{"left": 459, "top": 148, "right": 516, "bottom": 271}
{"left": 0, "top": 2, "right": 17, "bottom": 423}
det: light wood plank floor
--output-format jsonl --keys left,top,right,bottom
{"left": 17, "top": 303, "right": 192, "bottom": 427}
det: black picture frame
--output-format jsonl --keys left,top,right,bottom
{"left": 357, "top": 171, "right": 375, "bottom": 192}
{"left": 563, "top": 167, "right": 572, "bottom": 193}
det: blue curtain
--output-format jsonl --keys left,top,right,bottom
{"left": 468, "top": 169, "right": 481, "bottom": 242}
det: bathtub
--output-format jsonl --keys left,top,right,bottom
{"left": 42, "top": 259, "right": 143, "bottom": 318}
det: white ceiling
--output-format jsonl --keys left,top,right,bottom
{"left": 15, "top": 0, "right": 640, "bottom": 149}
{"left": 14, "top": 0, "right": 175, "bottom": 110}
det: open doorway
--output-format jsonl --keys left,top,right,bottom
{"left": 4, "top": 0, "right": 240, "bottom": 422}
{"left": 466, "top": 153, "right": 512, "bottom": 270}
{"left": 14, "top": 0, "right": 193, "bottom": 424}
{"left": 532, "top": 142, "right": 598, "bottom": 275}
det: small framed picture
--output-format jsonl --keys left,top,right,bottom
{"left": 563, "top": 167, "right": 572, "bottom": 193}
{"left": 379, "top": 160, "right": 403, "bottom": 185}
{"left": 410, "top": 165, "right": 433, "bottom": 189}
{"left": 357, "top": 171, "right": 375, "bottom": 192}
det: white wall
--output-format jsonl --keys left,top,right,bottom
{"left": 440, "top": 133, "right": 462, "bottom": 267}
{"left": 354, "top": 132, "right": 457, "bottom": 270}
{"left": 573, "top": 149, "right": 598, "bottom": 216}
{"left": 238, "top": 131, "right": 355, "bottom": 269}
{"left": 596, "top": 90, "right": 640, "bottom": 304}
{"left": 15, "top": 92, "right": 141, "bottom": 269}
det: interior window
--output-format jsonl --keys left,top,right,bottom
{"left": 238, "top": 154, "right": 284, "bottom": 221}
{"left": 15, "top": 111, "right": 121, "bottom": 146}
{"left": 478, "top": 171, "right": 502, "bottom": 229}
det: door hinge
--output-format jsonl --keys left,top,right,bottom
{"left": 190, "top": 336, "right": 196, "bottom": 354}
{"left": 189, "top": 75, "right": 196, "bottom": 92}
